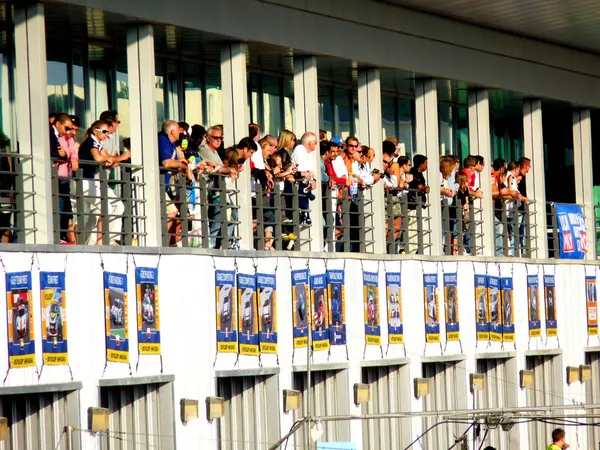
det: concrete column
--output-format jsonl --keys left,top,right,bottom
{"left": 126, "top": 25, "right": 161, "bottom": 246}
{"left": 293, "top": 56, "right": 323, "bottom": 250}
{"left": 358, "top": 68, "right": 385, "bottom": 254}
{"left": 414, "top": 79, "right": 442, "bottom": 256}
{"left": 523, "top": 100, "right": 548, "bottom": 258}
{"left": 573, "top": 109, "right": 596, "bottom": 259}
{"left": 14, "top": 3, "right": 51, "bottom": 243}
{"left": 221, "top": 43, "right": 252, "bottom": 249}
{"left": 468, "top": 90, "right": 494, "bottom": 256}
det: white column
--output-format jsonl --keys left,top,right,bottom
{"left": 523, "top": 100, "right": 548, "bottom": 258}
{"left": 358, "top": 68, "right": 385, "bottom": 254}
{"left": 293, "top": 56, "right": 323, "bottom": 250}
{"left": 573, "top": 109, "right": 596, "bottom": 259}
{"left": 127, "top": 25, "right": 161, "bottom": 246}
{"left": 468, "top": 90, "right": 494, "bottom": 256}
{"left": 221, "top": 43, "right": 252, "bottom": 249}
{"left": 14, "top": 3, "right": 51, "bottom": 243}
{"left": 414, "top": 79, "right": 442, "bottom": 256}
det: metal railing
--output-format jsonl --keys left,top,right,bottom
{"left": 0, "top": 152, "right": 36, "bottom": 243}
{"left": 51, "top": 160, "right": 146, "bottom": 245}
{"left": 494, "top": 198, "right": 537, "bottom": 258}
{"left": 160, "top": 172, "right": 240, "bottom": 249}
{"left": 385, "top": 188, "right": 431, "bottom": 255}
{"left": 323, "top": 186, "right": 375, "bottom": 253}
{"left": 253, "top": 182, "right": 312, "bottom": 251}
{"left": 441, "top": 199, "right": 483, "bottom": 256}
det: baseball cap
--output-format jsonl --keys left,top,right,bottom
{"left": 331, "top": 136, "right": 344, "bottom": 146}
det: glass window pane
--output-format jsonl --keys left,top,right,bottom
{"left": 438, "top": 104, "right": 453, "bottom": 156}
{"left": 248, "top": 72, "right": 261, "bottom": 128}
{"left": 263, "top": 75, "right": 281, "bottom": 136}
{"left": 318, "top": 84, "right": 333, "bottom": 135}
{"left": 205, "top": 65, "right": 222, "bottom": 127}
{"left": 283, "top": 76, "right": 295, "bottom": 132}
{"left": 0, "top": 52, "right": 14, "bottom": 143}
{"left": 47, "top": 61, "right": 69, "bottom": 115}
{"left": 381, "top": 95, "right": 396, "bottom": 140}
{"left": 334, "top": 87, "right": 351, "bottom": 139}
{"left": 184, "top": 62, "right": 203, "bottom": 126}
{"left": 72, "top": 57, "right": 85, "bottom": 128}
{"left": 116, "top": 71, "right": 130, "bottom": 140}
{"left": 398, "top": 98, "right": 414, "bottom": 160}
{"left": 167, "top": 64, "right": 180, "bottom": 122}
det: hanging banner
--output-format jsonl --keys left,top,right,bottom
{"left": 216, "top": 270, "right": 238, "bottom": 353}
{"left": 386, "top": 272, "right": 403, "bottom": 344}
{"left": 555, "top": 203, "right": 586, "bottom": 259}
{"left": 488, "top": 275, "right": 502, "bottom": 342}
{"left": 475, "top": 275, "right": 490, "bottom": 341}
{"left": 544, "top": 275, "right": 557, "bottom": 336}
{"left": 501, "top": 277, "right": 515, "bottom": 342}
{"left": 238, "top": 273, "right": 259, "bottom": 356}
{"left": 444, "top": 273, "right": 460, "bottom": 341}
{"left": 136, "top": 267, "right": 160, "bottom": 355}
{"left": 586, "top": 276, "right": 598, "bottom": 336}
{"left": 40, "top": 272, "right": 68, "bottom": 365}
{"left": 527, "top": 275, "right": 541, "bottom": 338}
{"left": 104, "top": 272, "right": 129, "bottom": 363}
{"left": 363, "top": 271, "right": 381, "bottom": 346}
{"left": 6, "top": 272, "right": 35, "bottom": 368}
{"left": 257, "top": 273, "right": 277, "bottom": 354}
{"left": 423, "top": 273, "right": 440, "bottom": 343}
{"left": 310, "top": 274, "right": 330, "bottom": 351}
{"left": 327, "top": 270, "right": 346, "bottom": 346}
{"left": 292, "top": 269, "right": 310, "bottom": 348}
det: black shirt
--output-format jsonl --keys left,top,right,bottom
{"left": 408, "top": 167, "right": 427, "bottom": 209}
{"left": 78, "top": 137, "right": 103, "bottom": 179}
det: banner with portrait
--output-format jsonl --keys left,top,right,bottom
{"left": 443, "top": 273, "right": 460, "bottom": 341}
{"left": 257, "top": 273, "right": 277, "bottom": 354}
{"left": 215, "top": 270, "right": 238, "bottom": 353}
{"left": 327, "top": 270, "right": 346, "bottom": 346}
{"left": 6, "top": 272, "right": 35, "bottom": 368}
{"left": 501, "top": 277, "right": 515, "bottom": 342}
{"left": 363, "top": 271, "right": 381, "bottom": 346}
{"left": 544, "top": 275, "right": 557, "bottom": 336}
{"left": 586, "top": 276, "right": 598, "bottom": 336}
{"left": 475, "top": 275, "right": 489, "bottom": 341}
{"left": 310, "top": 274, "right": 330, "bottom": 351}
{"left": 40, "top": 272, "right": 68, "bottom": 365}
{"left": 386, "top": 272, "right": 403, "bottom": 344}
{"left": 136, "top": 267, "right": 160, "bottom": 355}
{"left": 292, "top": 269, "right": 310, "bottom": 348}
{"left": 238, "top": 273, "right": 259, "bottom": 356}
{"left": 104, "top": 272, "right": 129, "bottom": 363}
{"left": 488, "top": 275, "right": 502, "bottom": 342}
{"left": 423, "top": 273, "right": 440, "bottom": 343}
{"left": 527, "top": 275, "right": 541, "bottom": 338}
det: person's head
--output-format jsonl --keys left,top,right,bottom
{"left": 84, "top": 120, "right": 110, "bottom": 143}
{"left": 385, "top": 136, "right": 398, "bottom": 146}
{"left": 162, "top": 120, "right": 180, "bottom": 144}
{"left": 266, "top": 134, "right": 278, "bottom": 149}
{"left": 382, "top": 152, "right": 392, "bottom": 173}
{"left": 413, "top": 154, "right": 428, "bottom": 172}
{"left": 397, "top": 156, "right": 411, "bottom": 174}
{"left": 67, "top": 115, "right": 80, "bottom": 139}
{"left": 440, "top": 156, "right": 454, "bottom": 179}
{"left": 223, "top": 147, "right": 239, "bottom": 169}
{"left": 382, "top": 140, "right": 396, "bottom": 158}
{"left": 482, "top": 447, "right": 497, "bottom": 450}
{"left": 49, "top": 113, "right": 58, "bottom": 124}
{"left": 519, "top": 156, "right": 532, "bottom": 175}
{"left": 278, "top": 129, "right": 296, "bottom": 152}
{"left": 320, "top": 141, "right": 330, "bottom": 159}
{"left": 236, "top": 137, "right": 257, "bottom": 161}
{"left": 53, "top": 114, "right": 75, "bottom": 137}
{"left": 451, "top": 155, "right": 460, "bottom": 170}
{"left": 345, "top": 137, "right": 360, "bottom": 157}
{"left": 191, "top": 124, "right": 207, "bottom": 146}
{"left": 206, "top": 125, "right": 224, "bottom": 150}
{"left": 507, "top": 161, "right": 520, "bottom": 176}
{"left": 328, "top": 141, "right": 340, "bottom": 161}
{"left": 319, "top": 129, "right": 327, "bottom": 142}
{"left": 178, "top": 122, "right": 190, "bottom": 136}
{"left": 300, "top": 132, "right": 318, "bottom": 153}
{"left": 456, "top": 172, "right": 468, "bottom": 191}
{"left": 463, "top": 155, "right": 477, "bottom": 169}
{"left": 493, "top": 158, "right": 506, "bottom": 174}
{"left": 100, "top": 110, "right": 119, "bottom": 134}
{"left": 249, "top": 123, "right": 260, "bottom": 142}
{"left": 552, "top": 428, "right": 566, "bottom": 446}
{"left": 474, "top": 155, "right": 485, "bottom": 172}
{"left": 259, "top": 136, "right": 277, "bottom": 158}
{"left": 267, "top": 153, "right": 282, "bottom": 170}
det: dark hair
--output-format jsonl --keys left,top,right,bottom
{"left": 552, "top": 428, "right": 565, "bottom": 443}
{"left": 397, "top": 156, "right": 410, "bottom": 167}
{"left": 83, "top": 120, "right": 109, "bottom": 142}
{"left": 492, "top": 158, "right": 506, "bottom": 171}
{"left": 474, "top": 155, "right": 484, "bottom": 165}
{"left": 319, "top": 129, "right": 327, "bottom": 141}
{"left": 507, "top": 161, "right": 518, "bottom": 172}
{"left": 463, "top": 155, "right": 477, "bottom": 168}
{"left": 54, "top": 113, "right": 72, "bottom": 125}
{"left": 178, "top": 122, "right": 190, "bottom": 133}
{"left": 249, "top": 123, "right": 260, "bottom": 140}
{"left": 190, "top": 124, "right": 206, "bottom": 143}
{"left": 69, "top": 115, "right": 81, "bottom": 128}
{"left": 320, "top": 141, "right": 330, "bottom": 156}
{"left": 413, "top": 154, "right": 427, "bottom": 169}
{"left": 519, "top": 156, "right": 531, "bottom": 168}
{"left": 382, "top": 140, "right": 396, "bottom": 156}
{"left": 237, "top": 137, "right": 257, "bottom": 152}
{"left": 345, "top": 136, "right": 359, "bottom": 146}
{"left": 99, "top": 110, "right": 118, "bottom": 122}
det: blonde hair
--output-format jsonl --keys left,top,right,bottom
{"left": 440, "top": 156, "right": 455, "bottom": 179}
{"left": 277, "top": 129, "right": 296, "bottom": 152}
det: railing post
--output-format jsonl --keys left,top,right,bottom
{"left": 273, "top": 184, "right": 283, "bottom": 251}
{"left": 178, "top": 177, "right": 189, "bottom": 248}
{"left": 549, "top": 203, "right": 559, "bottom": 258}
{"left": 51, "top": 166, "right": 60, "bottom": 244}
{"left": 199, "top": 176, "right": 210, "bottom": 249}
{"left": 122, "top": 167, "right": 133, "bottom": 246}
{"left": 13, "top": 157, "right": 26, "bottom": 244}
{"left": 255, "top": 183, "right": 265, "bottom": 250}
{"left": 358, "top": 190, "right": 366, "bottom": 253}
{"left": 342, "top": 195, "right": 351, "bottom": 252}
{"left": 99, "top": 168, "right": 109, "bottom": 246}
{"left": 74, "top": 169, "right": 85, "bottom": 245}
{"left": 291, "top": 184, "right": 301, "bottom": 250}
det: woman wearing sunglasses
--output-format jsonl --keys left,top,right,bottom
{"left": 78, "top": 120, "right": 124, "bottom": 245}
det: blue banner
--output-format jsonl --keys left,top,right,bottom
{"left": 40, "top": 272, "right": 68, "bottom": 365}
{"left": 527, "top": 275, "right": 541, "bottom": 338}
{"left": 475, "top": 275, "right": 489, "bottom": 341}
{"left": 363, "top": 271, "right": 381, "bottom": 346}
{"left": 556, "top": 203, "right": 587, "bottom": 259}
{"left": 238, "top": 273, "right": 259, "bottom": 356}
{"left": 327, "top": 270, "right": 346, "bottom": 345}
{"left": 586, "top": 276, "right": 598, "bottom": 336}
{"left": 216, "top": 270, "right": 237, "bottom": 353}
{"left": 136, "top": 267, "right": 160, "bottom": 355}
{"left": 292, "top": 269, "right": 310, "bottom": 348}
{"left": 104, "top": 272, "right": 129, "bottom": 363}
{"left": 423, "top": 273, "right": 440, "bottom": 343}
{"left": 310, "top": 274, "right": 330, "bottom": 351}
{"left": 502, "top": 277, "right": 515, "bottom": 342}
{"left": 444, "top": 273, "right": 460, "bottom": 341}
{"left": 488, "top": 275, "right": 502, "bottom": 342}
{"left": 544, "top": 275, "right": 557, "bottom": 336}
{"left": 6, "top": 272, "right": 35, "bottom": 368}
{"left": 257, "top": 273, "right": 277, "bottom": 354}
{"left": 386, "top": 272, "right": 403, "bottom": 344}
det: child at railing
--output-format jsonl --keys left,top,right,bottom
{"left": 452, "top": 172, "right": 471, "bottom": 255}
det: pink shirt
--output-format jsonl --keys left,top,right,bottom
{"left": 56, "top": 136, "right": 79, "bottom": 178}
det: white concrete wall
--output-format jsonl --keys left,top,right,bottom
{"left": 0, "top": 250, "right": 596, "bottom": 449}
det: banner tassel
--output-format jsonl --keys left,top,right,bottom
{"left": 67, "top": 363, "right": 74, "bottom": 381}
{"left": 37, "top": 364, "right": 44, "bottom": 381}
{"left": 362, "top": 342, "right": 367, "bottom": 360}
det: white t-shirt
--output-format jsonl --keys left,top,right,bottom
{"left": 358, "top": 162, "right": 374, "bottom": 186}
{"left": 332, "top": 155, "right": 348, "bottom": 179}
{"left": 251, "top": 149, "right": 265, "bottom": 170}
{"left": 292, "top": 144, "right": 312, "bottom": 173}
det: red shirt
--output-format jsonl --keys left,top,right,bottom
{"left": 325, "top": 159, "right": 347, "bottom": 185}
{"left": 460, "top": 167, "right": 477, "bottom": 190}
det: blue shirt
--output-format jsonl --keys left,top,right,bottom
{"left": 158, "top": 131, "right": 177, "bottom": 187}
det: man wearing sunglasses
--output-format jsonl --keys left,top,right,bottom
{"left": 49, "top": 113, "right": 74, "bottom": 161}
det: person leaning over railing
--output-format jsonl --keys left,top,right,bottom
{"left": 78, "top": 120, "right": 125, "bottom": 246}
{"left": 440, "top": 156, "right": 457, "bottom": 253}
{"left": 252, "top": 137, "right": 277, "bottom": 250}
{"left": 0, "top": 131, "right": 14, "bottom": 243}
{"left": 407, "top": 154, "right": 430, "bottom": 251}
{"left": 324, "top": 140, "right": 352, "bottom": 246}
{"left": 292, "top": 132, "right": 318, "bottom": 225}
